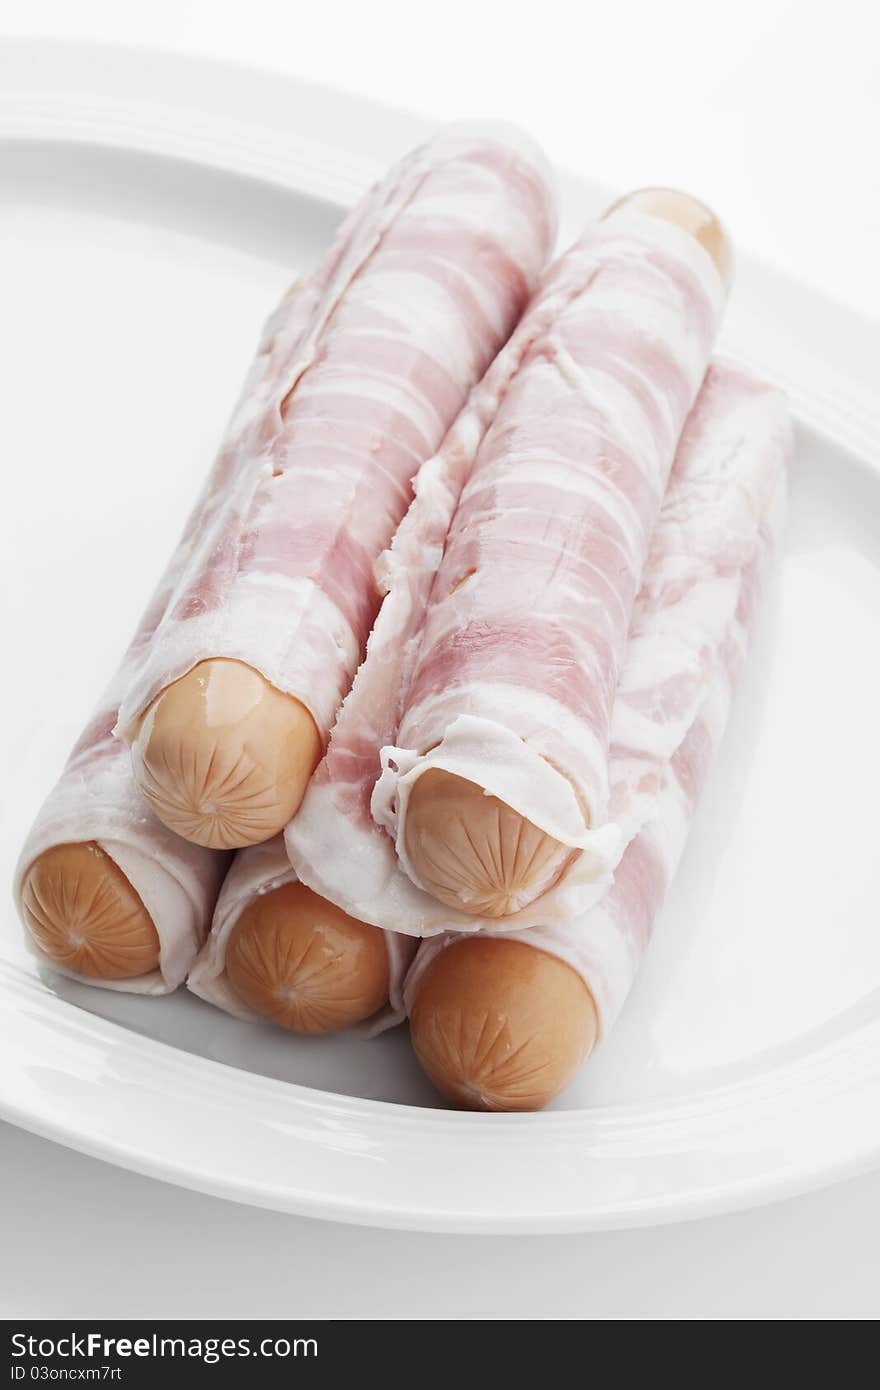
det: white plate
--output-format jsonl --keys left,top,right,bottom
{"left": 2, "top": 38, "right": 879, "bottom": 1233}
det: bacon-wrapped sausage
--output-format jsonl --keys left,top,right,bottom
{"left": 407, "top": 363, "right": 791, "bottom": 1108}
{"left": 117, "top": 125, "right": 557, "bottom": 851}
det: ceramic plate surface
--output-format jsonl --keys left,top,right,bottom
{"left": 2, "top": 39, "right": 879, "bottom": 1232}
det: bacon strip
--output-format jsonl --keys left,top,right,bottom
{"left": 285, "top": 213, "right": 727, "bottom": 938}
{"left": 116, "top": 125, "right": 557, "bottom": 742}
{"left": 404, "top": 364, "right": 792, "bottom": 1033}
{"left": 379, "top": 210, "right": 726, "bottom": 898}
{"left": 16, "top": 125, "right": 555, "bottom": 998}
{"left": 196, "top": 363, "right": 788, "bottom": 1028}
{"left": 187, "top": 213, "right": 579, "bottom": 1019}
{"left": 13, "top": 495, "right": 230, "bottom": 991}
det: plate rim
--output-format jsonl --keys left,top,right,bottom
{"left": 5, "top": 955, "right": 880, "bottom": 1233}
{"left": 3, "top": 35, "right": 880, "bottom": 1233}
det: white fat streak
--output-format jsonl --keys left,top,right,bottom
{"left": 120, "top": 579, "right": 359, "bottom": 738}
{"left": 564, "top": 282, "right": 712, "bottom": 381}
{"left": 461, "top": 446, "right": 647, "bottom": 534}
{"left": 381, "top": 712, "right": 613, "bottom": 847}
{"left": 458, "top": 469, "right": 644, "bottom": 575}
{"left": 598, "top": 207, "right": 726, "bottom": 313}
{"left": 256, "top": 461, "right": 413, "bottom": 536}
{"left": 273, "top": 438, "right": 420, "bottom": 475}
{"left": 545, "top": 351, "right": 671, "bottom": 475}
{"left": 344, "top": 247, "right": 516, "bottom": 360}
{"left": 291, "top": 368, "right": 443, "bottom": 447}
{"left": 396, "top": 680, "right": 611, "bottom": 806}
{"left": 346, "top": 270, "right": 486, "bottom": 385}
{"left": 404, "top": 180, "right": 548, "bottom": 285}
{"left": 429, "top": 533, "right": 635, "bottom": 644}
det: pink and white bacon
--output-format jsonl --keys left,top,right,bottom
{"left": 13, "top": 476, "right": 231, "bottom": 992}
{"left": 187, "top": 224, "right": 585, "bottom": 1022}
{"left": 116, "top": 124, "right": 557, "bottom": 744}
{"left": 404, "top": 364, "right": 792, "bottom": 1033}
{"left": 287, "top": 209, "right": 728, "bottom": 937}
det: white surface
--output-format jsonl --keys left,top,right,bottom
{"left": 5, "top": 0, "right": 878, "bottom": 321}
{"left": 2, "top": 7, "right": 879, "bottom": 1314}
{"left": 2, "top": 1117, "right": 879, "bottom": 1320}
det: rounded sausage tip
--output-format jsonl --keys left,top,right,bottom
{"left": 606, "top": 187, "right": 733, "bottom": 289}
{"left": 410, "top": 936, "right": 597, "bottom": 1111}
{"left": 129, "top": 659, "right": 322, "bottom": 849}
{"left": 20, "top": 841, "right": 160, "bottom": 979}
{"left": 403, "top": 768, "right": 572, "bottom": 918}
{"left": 225, "top": 881, "right": 390, "bottom": 1034}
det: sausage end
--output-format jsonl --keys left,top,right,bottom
{"left": 129, "top": 659, "right": 322, "bottom": 849}
{"left": 225, "top": 881, "right": 390, "bottom": 1034}
{"left": 403, "top": 768, "right": 573, "bottom": 917}
{"left": 20, "top": 841, "right": 160, "bottom": 979}
{"left": 410, "top": 936, "right": 597, "bottom": 1111}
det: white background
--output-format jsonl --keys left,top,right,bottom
{"left": 2, "top": 0, "right": 879, "bottom": 1321}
